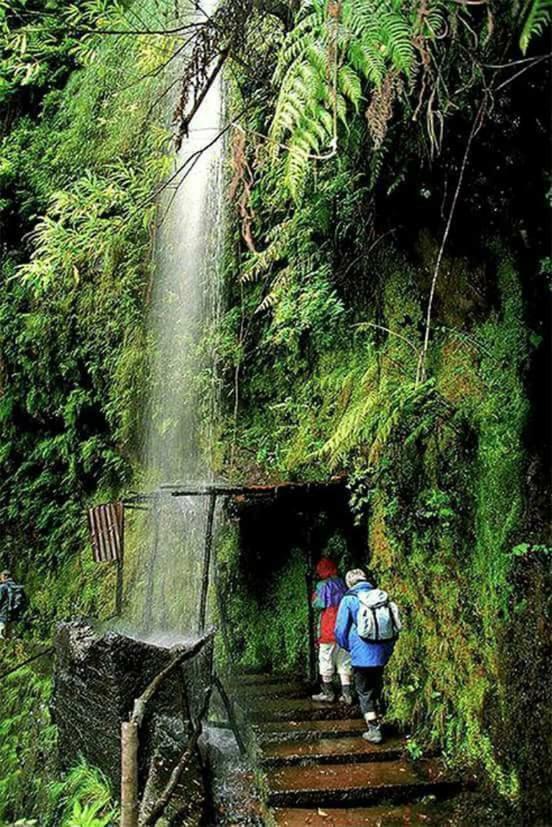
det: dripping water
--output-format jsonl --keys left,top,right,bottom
{"left": 130, "top": 0, "right": 224, "bottom": 637}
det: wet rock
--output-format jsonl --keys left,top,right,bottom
{"left": 201, "top": 725, "right": 264, "bottom": 826}
{"left": 53, "top": 620, "right": 212, "bottom": 820}
{"left": 140, "top": 715, "right": 205, "bottom": 826}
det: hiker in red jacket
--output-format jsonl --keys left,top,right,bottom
{"left": 311, "top": 558, "right": 353, "bottom": 704}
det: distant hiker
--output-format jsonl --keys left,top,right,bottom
{"left": 335, "top": 569, "right": 401, "bottom": 744}
{"left": 310, "top": 557, "right": 353, "bottom": 704}
{"left": 0, "top": 571, "right": 28, "bottom": 641}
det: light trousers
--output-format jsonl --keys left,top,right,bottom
{"left": 319, "top": 642, "right": 353, "bottom": 683}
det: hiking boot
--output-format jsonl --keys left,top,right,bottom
{"left": 311, "top": 682, "right": 335, "bottom": 703}
{"left": 362, "top": 722, "right": 383, "bottom": 744}
{"left": 339, "top": 687, "right": 354, "bottom": 705}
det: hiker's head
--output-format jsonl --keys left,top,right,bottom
{"left": 345, "top": 568, "right": 367, "bottom": 588}
{"left": 315, "top": 558, "right": 338, "bottom": 579}
{"left": 1, "top": 570, "right": 10, "bottom": 582}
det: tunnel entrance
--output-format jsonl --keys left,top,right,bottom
{"left": 122, "top": 476, "right": 362, "bottom": 679}
{"left": 216, "top": 476, "right": 364, "bottom": 679}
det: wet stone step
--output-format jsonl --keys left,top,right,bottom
{"left": 233, "top": 680, "right": 308, "bottom": 700}
{"left": 272, "top": 802, "right": 454, "bottom": 826}
{"left": 256, "top": 718, "right": 367, "bottom": 743}
{"left": 248, "top": 697, "right": 361, "bottom": 722}
{"left": 227, "top": 673, "right": 300, "bottom": 686}
{"left": 267, "top": 758, "right": 460, "bottom": 808}
{"left": 261, "top": 735, "right": 404, "bottom": 767}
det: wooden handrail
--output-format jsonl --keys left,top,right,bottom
{"left": 121, "top": 630, "right": 215, "bottom": 827}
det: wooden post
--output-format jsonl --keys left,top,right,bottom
{"left": 212, "top": 548, "right": 234, "bottom": 662}
{"left": 305, "top": 535, "right": 317, "bottom": 683}
{"left": 213, "top": 674, "right": 247, "bottom": 756}
{"left": 120, "top": 721, "right": 139, "bottom": 827}
{"left": 197, "top": 492, "right": 217, "bottom": 633}
{"left": 143, "top": 500, "right": 160, "bottom": 633}
{"left": 115, "top": 510, "right": 125, "bottom": 617}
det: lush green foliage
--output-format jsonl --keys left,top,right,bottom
{"left": 0, "top": 0, "right": 549, "bottom": 822}
{"left": 0, "top": 647, "right": 116, "bottom": 825}
{"left": 215, "top": 1, "right": 550, "bottom": 819}
{"left": 0, "top": 1, "right": 174, "bottom": 632}
{"left": 268, "top": 0, "right": 417, "bottom": 198}
{"left": 0, "top": 649, "right": 55, "bottom": 822}
{"left": 0, "top": 6, "right": 170, "bottom": 816}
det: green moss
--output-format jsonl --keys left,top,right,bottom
{"left": 219, "top": 241, "right": 536, "bottom": 811}
{"left": 0, "top": 654, "right": 55, "bottom": 823}
{"left": 0, "top": 0, "right": 173, "bottom": 629}
{"left": 217, "top": 523, "right": 309, "bottom": 673}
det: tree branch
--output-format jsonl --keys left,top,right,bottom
{"left": 139, "top": 685, "right": 213, "bottom": 826}
{"left": 130, "top": 630, "right": 215, "bottom": 727}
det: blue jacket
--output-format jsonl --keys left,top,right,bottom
{"left": 335, "top": 581, "right": 395, "bottom": 667}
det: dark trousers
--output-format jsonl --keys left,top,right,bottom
{"left": 354, "top": 666, "right": 384, "bottom": 717}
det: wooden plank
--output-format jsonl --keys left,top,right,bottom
{"left": 88, "top": 502, "right": 124, "bottom": 563}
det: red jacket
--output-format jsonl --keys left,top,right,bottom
{"left": 312, "top": 559, "right": 347, "bottom": 644}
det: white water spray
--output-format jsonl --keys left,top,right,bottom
{"left": 135, "top": 0, "right": 224, "bottom": 636}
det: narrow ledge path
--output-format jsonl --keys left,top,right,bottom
{"left": 232, "top": 673, "right": 468, "bottom": 825}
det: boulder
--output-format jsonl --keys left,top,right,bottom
{"left": 53, "top": 621, "right": 212, "bottom": 822}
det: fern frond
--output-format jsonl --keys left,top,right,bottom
{"left": 338, "top": 64, "right": 363, "bottom": 110}
{"left": 380, "top": 11, "right": 414, "bottom": 72}
{"left": 348, "top": 40, "right": 386, "bottom": 86}
{"left": 268, "top": 0, "right": 417, "bottom": 200}
{"left": 255, "top": 266, "right": 293, "bottom": 313}
{"left": 519, "top": 0, "right": 552, "bottom": 53}
{"left": 242, "top": 218, "right": 299, "bottom": 282}
{"left": 285, "top": 139, "right": 311, "bottom": 201}
{"left": 272, "top": 4, "right": 323, "bottom": 86}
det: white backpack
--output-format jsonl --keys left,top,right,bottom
{"left": 356, "top": 588, "right": 401, "bottom": 642}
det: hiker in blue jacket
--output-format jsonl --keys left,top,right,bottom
{"left": 335, "top": 568, "right": 396, "bottom": 744}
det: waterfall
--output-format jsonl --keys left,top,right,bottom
{"left": 133, "top": 0, "right": 224, "bottom": 638}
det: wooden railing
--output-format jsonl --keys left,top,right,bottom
{"left": 120, "top": 630, "right": 215, "bottom": 827}
{"left": 120, "top": 629, "right": 246, "bottom": 827}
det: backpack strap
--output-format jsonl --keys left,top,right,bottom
{"left": 371, "top": 607, "right": 379, "bottom": 641}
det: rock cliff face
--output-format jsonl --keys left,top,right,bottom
{"left": 53, "top": 622, "right": 212, "bottom": 822}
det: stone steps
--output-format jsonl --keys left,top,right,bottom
{"left": 271, "top": 802, "right": 453, "bottom": 825}
{"left": 267, "top": 758, "right": 460, "bottom": 808}
{"left": 232, "top": 673, "right": 466, "bottom": 823}
{"left": 235, "top": 680, "right": 308, "bottom": 700}
{"left": 261, "top": 735, "right": 404, "bottom": 767}
{"left": 255, "top": 718, "right": 368, "bottom": 743}
{"left": 248, "top": 697, "right": 361, "bottom": 722}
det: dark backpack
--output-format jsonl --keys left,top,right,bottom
{"left": 7, "top": 583, "right": 28, "bottom": 621}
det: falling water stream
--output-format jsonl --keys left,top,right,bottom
{"left": 132, "top": 0, "right": 224, "bottom": 638}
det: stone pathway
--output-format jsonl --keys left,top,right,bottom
{"left": 233, "top": 674, "right": 466, "bottom": 825}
